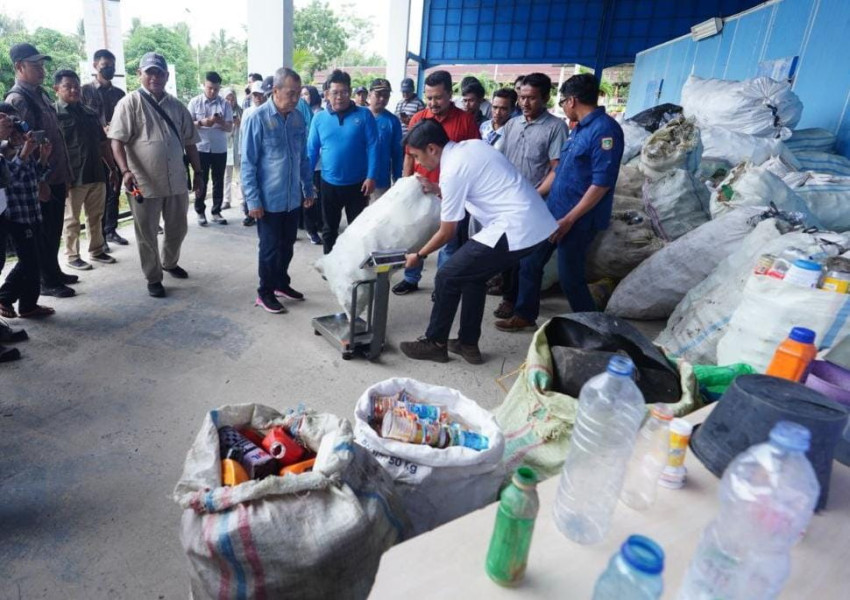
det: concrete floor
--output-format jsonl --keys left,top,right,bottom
{"left": 0, "top": 206, "right": 615, "bottom": 599}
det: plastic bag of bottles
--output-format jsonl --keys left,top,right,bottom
{"left": 354, "top": 378, "right": 505, "bottom": 537}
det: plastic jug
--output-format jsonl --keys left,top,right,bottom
{"left": 765, "top": 326, "right": 817, "bottom": 382}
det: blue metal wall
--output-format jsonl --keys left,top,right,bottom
{"left": 626, "top": 0, "right": 850, "bottom": 157}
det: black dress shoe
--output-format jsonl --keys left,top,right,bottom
{"left": 41, "top": 284, "right": 75, "bottom": 298}
{"left": 147, "top": 282, "right": 166, "bottom": 297}
{"left": 106, "top": 231, "right": 129, "bottom": 245}
{"left": 0, "top": 324, "right": 28, "bottom": 343}
{"left": 0, "top": 345, "right": 21, "bottom": 363}
{"left": 60, "top": 273, "right": 79, "bottom": 285}
{"left": 163, "top": 265, "right": 189, "bottom": 279}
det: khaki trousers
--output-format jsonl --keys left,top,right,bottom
{"left": 129, "top": 193, "right": 189, "bottom": 283}
{"left": 64, "top": 182, "right": 106, "bottom": 259}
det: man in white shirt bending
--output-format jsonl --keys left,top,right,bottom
{"left": 400, "top": 119, "right": 557, "bottom": 365}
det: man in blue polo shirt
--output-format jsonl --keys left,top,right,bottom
{"left": 307, "top": 69, "right": 378, "bottom": 253}
{"left": 367, "top": 78, "right": 402, "bottom": 201}
{"left": 241, "top": 67, "right": 314, "bottom": 314}
{"left": 496, "top": 73, "right": 624, "bottom": 331}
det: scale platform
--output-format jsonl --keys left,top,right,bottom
{"left": 312, "top": 249, "right": 408, "bottom": 361}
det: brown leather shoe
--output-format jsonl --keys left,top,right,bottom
{"left": 447, "top": 339, "right": 483, "bottom": 365}
{"left": 494, "top": 315, "right": 537, "bottom": 332}
{"left": 493, "top": 300, "right": 514, "bottom": 319}
{"left": 400, "top": 337, "right": 449, "bottom": 363}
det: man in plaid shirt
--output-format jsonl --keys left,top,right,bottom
{"left": 0, "top": 102, "right": 55, "bottom": 320}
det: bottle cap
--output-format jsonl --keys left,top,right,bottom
{"left": 649, "top": 404, "right": 674, "bottom": 421}
{"left": 792, "top": 259, "right": 823, "bottom": 272}
{"left": 789, "top": 326, "right": 816, "bottom": 345}
{"left": 512, "top": 466, "right": 538, "bottom": 490}
{"left": 769, "top": 421, "right": 811, "bottom": 453}
{"left": 669, "top": 418, "right": 694, "bottom": 436}
{"left": 620, "top": 535, "right": 664, "bottom": 575}
{"left": 607, "top": 355, "right": 634, "bottom": 377}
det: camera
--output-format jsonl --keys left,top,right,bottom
{"left": 10, "top": 116, "right": 31, "bottom": 134}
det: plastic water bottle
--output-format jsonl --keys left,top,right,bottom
{"left": 676, "top": 421, "right": 820, "bottom": 600}
{"left": 592, "top": 535, "right": 665, "bottom": 599}
{"left": 553, "top": 356, "right": 646, "bottom": 544}
{"left": 485, "top": 466, "right": 539, "bottom": 586}
{"left": 620, "top": 403, "right": 674, "bottom": 510}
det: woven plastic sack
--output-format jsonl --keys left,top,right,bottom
{"left": 709, "top": 163, "right": 820, "bottom": 227}
{"left": 586, "top": 207, "right": 664, "bottom": 281}
{"left": 793, "top": 150, "right": 850, "bottom": 177}
{"left": 700, "top": 126, "right": 797, "bottom": 167}
{"left": 495, "top": 318, "right": 702, "bottom": 481}
{"left": 354, "top": 378, "right": 505, "bottom": 537}
{"left": 321, "top": 177, "right": 440, "bottom": 318}
{"left": 643, "top": 168, "right": 710, "bottom": 241}
{"left": 606, "top": 208, "right": 764, "bottom": 320}
{"left": 718, "top": 274, "right": 850, "bottom": 371}
{"left": 621, "top": 120, "right": 650, "bottom": 164}
{"left": 174, "top": 404, "right": 406, "bottom": 600}
{"left": 785, "top": 128, "right": 837, "bottom": 154}
{"left": 639, "top": 116, "right": 702, "bottom": 179}
{"left": 681, "top": 75, "right": 803, "bottom": 138}
{"left": 796, "top": 177, "right": 850, "bottom": 232}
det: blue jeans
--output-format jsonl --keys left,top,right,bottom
{"left": 514, "top": 227, "right": 599, "bottom": 322}
{"left": 404, "top": 213, "right": 470, "bottom": 284}
{"left": 256, "top": 208, "right": 299, "bottom": 296}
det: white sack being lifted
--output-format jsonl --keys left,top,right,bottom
{"left": 605, "top": 207, "right": 765, "bottom": 321}
{"left": 320, "top": 178, "right": 441, "bottom": 318}
{"left": 681, "top": 75, "right": 803, "bottom": 138}
{"left": 639, "top": 116, "right": 702, "bottom": 179}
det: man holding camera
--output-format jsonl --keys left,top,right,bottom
{"left": 188, "top": 71, "right": 233, "bottom": 226}
{"left": 5, "top": 42, "right": 76, "bottom": 299}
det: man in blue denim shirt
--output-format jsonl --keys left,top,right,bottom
{"left": 496, "top": 74, "right": 624, "bottom": 331}
{"left": 241, "top": 68, "right": 314, "bottom": 314}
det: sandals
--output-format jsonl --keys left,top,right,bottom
{"left": 0, "top": 304, "right": 17, "bottom": 319}
{"left": 19, "top": 305, "right": 55, "bottom": 319}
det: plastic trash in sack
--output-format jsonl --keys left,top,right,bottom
{"left": 639, "top": 116, "right": 703, "bottom": 180}
{"left": 626, "top": 103, "right": 683, "bottom": 133}
{"left": 642, "top": 168, "right": 710, "bottom": 241}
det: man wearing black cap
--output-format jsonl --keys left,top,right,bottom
{"left": 109, "top": 52, "right": 204, "bottom": 298}
{"left": 395, "top": 77, "right": 424, "bottom": 135}
{"left": 353, "top": 86, "right": 368, "bottom": 107}
{"left": 6, "top": 42, "right": 76, "bottom": 299}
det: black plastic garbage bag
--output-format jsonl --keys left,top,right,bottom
{"left": 626, "top": 103, "right": 684, "bottom": 133}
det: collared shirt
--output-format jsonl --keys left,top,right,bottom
{"left": 395, "top": 96, "right": 425, "bottom": 134}
{"left": 4, "top": 154, "right": 50, "bottom": 225}
{"left": 240, "top": 100, "right": 313, "bottom": 213}
{"left": 227, "top": 103, "right": 243, "bottom": 166}
{"left": 308, "top": 102, "right": 378, "bottom": 186}
{"left": 440, "top": 140, "right": 557, "bottom": 251}
{"left": 371, "top": 109, "right": 403, "bottom": 188}
{"left": 500, "top": 110, "right": 569, "bottom": 189}
{"left": 480, "top": 119, "right": 507, "bottom": 151}
{"left": 55, "top": 100, "right": 107, "bottom": 187}
{"left": 109, "top": 89, "right": 200, "bottom": 198}
{"left": 6, "top": 81, "right": 71, "bottom": 186}
{"left": 547, "top": 107, "right": 624, "bottom": 231}
{"left": 407, "top": 105, "right": 480, "bottom": 183}
{"left": 187, "top": 93, "right": 233, "bottom": 154}
{"left": 81, "top": 80, "right": 126, "bottom": 126}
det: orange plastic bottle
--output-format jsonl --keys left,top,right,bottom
{"left": 221, "top": 449, "right": 250, "bottom": 486}
{"left": 765, "top": 327, "right": 817, "bottom": 382}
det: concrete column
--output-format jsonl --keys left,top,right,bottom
{"left": 247, "top": 0, "right": 294, "bottom": 80}
{"left": 386, "top": 0, "right": 412, "bottom": 111}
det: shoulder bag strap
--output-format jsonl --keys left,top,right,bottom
{"left": 138, "top": 90, "right": 184, "bottom": 147}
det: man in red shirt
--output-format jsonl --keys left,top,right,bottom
{"left": 393, "top": 70, "right": 480, "bottom": 295}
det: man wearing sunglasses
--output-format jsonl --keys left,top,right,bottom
{"left": 496, "top": 73, "right": 624, "bottom": 332}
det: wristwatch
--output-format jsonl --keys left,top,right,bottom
{"left": 416, "top": 252, "right": 427, "bottom": 261}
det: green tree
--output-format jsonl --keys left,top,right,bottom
{"left": 198, "top": 29, "right": 247, "bottom": 90}
{"left": 124, "top": 22, "right": 199, "bottom": 102}
{"left": 0, "top": 21, "right": 84, "bottom": 99}
{"left": 294, "top": 0, "right": 346, "bottom": 73}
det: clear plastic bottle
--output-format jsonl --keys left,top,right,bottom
{"left": 592, "top": 535, "right": 665, "bottom": 600}
{"left": 677, "top": 421, "right": 820, "bottom": 600}
{"left": 553, "top": 356, "right": 646, "bottom": 544}
{"left": 620, "top": 404, "right": 674, "bottom": 511}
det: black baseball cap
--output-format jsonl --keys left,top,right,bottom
{"left": 400, "top": 78, "right": 415, "bottom": 92}
{"left": 139, "top": 52, "right": 167, "bottom": 73}
{"left": 10, "top": 43, "right": 52, "bottom": 64}
{"left": 261, "top": 76, "right": 274, "bottom": 95}
{"left": 354, "top": 86, "right": 368, "bottom": 95}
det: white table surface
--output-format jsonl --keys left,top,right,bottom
{"left": 370, "top": 405, "right": 850, "bottom": 599}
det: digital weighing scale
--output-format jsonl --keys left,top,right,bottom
{"left": 312, "top": 249, "right": 408, "bottom": 360}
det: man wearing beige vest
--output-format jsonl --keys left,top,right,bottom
{"left": 109, "top": 52, "right": 204, "bottom": 297}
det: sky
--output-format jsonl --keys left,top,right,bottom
{"left": 0, "top": 0, "right": 392, "bottom": 56}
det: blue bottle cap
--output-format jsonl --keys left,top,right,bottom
{"left": 789, "top": 327, "right": 816, "bottom": 345}
{"left": 769, "top": 421, "right": 811, "bottom": 453}
{"left": 621, "top": 535, "right": 664, "bottom": 575}
{"left": 792, "top": 259, "right": 823, "bottom": 272}
{"left": 607, "top": 355, "right": 634, "bottom": 377}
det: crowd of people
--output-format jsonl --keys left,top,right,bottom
{"left": 0, "top": 39, "right": 623, "bottom": 366}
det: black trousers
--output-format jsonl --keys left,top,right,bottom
{"left": 320, "top": 179, "right": 368, "bottom": 254}
{"left": 426, "top": 235, "right": 538, "bottom": 345}
{"left": 256, "top": 208, "right": 299, "bottom": 296}
{"left": 303, "top": 171, "right": 323, "bottom": 237}
{"left": 38, "top": 183, "right": 67, "bottom": 288}
{"left": 0, "top": 220, "right": 42, "bottom": 313}
{"left": 195, "top": 151, "right": 227, "bottom": 216}
{"left": 102, "top": 165, "right": 120, "bottom": 236}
